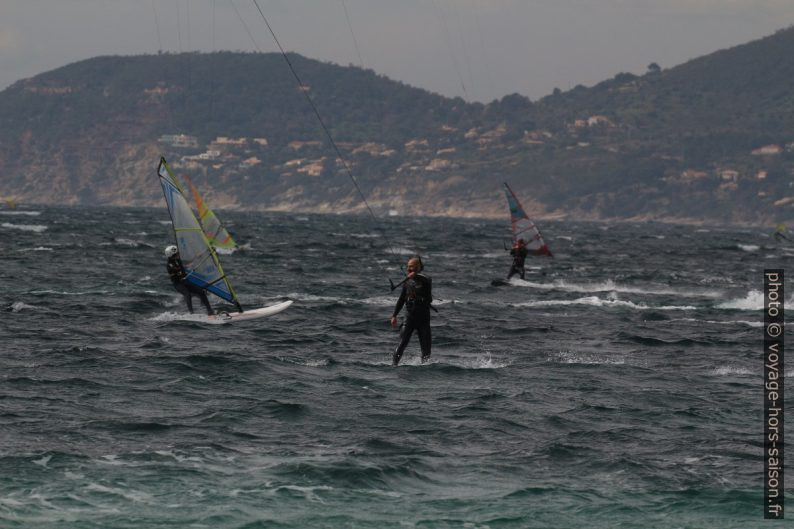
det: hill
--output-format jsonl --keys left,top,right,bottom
{"left": 3, "top": 27, "right": 794, "bottom": 225}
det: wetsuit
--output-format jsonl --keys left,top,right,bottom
{"left": 507, "top": 245, "right": 529, "bottom": 280}
{"left": 167, "top": 255, "right": 214, "bottom": 315}
{"left": 392, "top": 273, "right": 432, "bottom": 366}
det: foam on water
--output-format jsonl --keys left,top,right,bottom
{"left": 9, "top": 302, "right": 37, "bottom": 312}
{"left": 508, "top": 277, "right": 722, "bottom": 298}
{"left": 2, "top": 222, "right": 47, "bottom": 232}
{"left": 19, "top": 246, "right": 53, "bottom": 252}
{"left": 737, "top": 244, "right": 759, "bottom": 252}
{"left": 713, "top": 366, "right": 754, "bottom": 376}
{"left": 550, "top": 350, "right": 627, "bottom": 365}
{"left": 512, "top": 296, "right": 696, "bottom": 311}
{"left": 715, "top": 289, "right": 794, "bottom": 311}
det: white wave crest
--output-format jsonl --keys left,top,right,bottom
{"left": 512, "top": 296, "right": 695, "bottom": 311}
{"left": 508, "top": 278, "right": 720, "bottom": 298}
{"left": 331, "top": 232, "right": 378, "bottom": 239}
{"left": 713, "top": 366, "right": 753, "bottom": 376}
{"left": 550, "top": 350, "right": 626, "bottom": 365}
{"left": 2, "top": 222, "right": 47, "bottom": 232}
{"left": 112, "top": 238, "right": 151, "bottom": 247}
{"left": 737, "top": 244, "right": 760, "bottom": 252}
{"left": 284, "top": 292, "right": 394, "bottom": 306}
{"left": 716, "top": 290, "right": 794, "bottom": 311}
{"left": 667, "top": 318, "right": 764, "bottom": 328}
{"left": 0, "top": 210, "right": 41, "bottom": 216}
{"left": 392, "top": 246, "right": 417, "bottom": 255}
{"left": 150, "top": 311, "right": 218, "bottom": 323}
{"left": 19, "top": 246, "right": 53, "bottom": 252}
{"left": 85, "top": 482, "right": 154, "bottom": 503}
{"left": 464, "top": 355, "right": 510, "bottom": 369}
{"left": 10, "top": 302, "right": 37, "bottom": 312}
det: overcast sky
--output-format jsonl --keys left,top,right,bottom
{"left": 2, "top": 1, "right": 793, "bottom": 102}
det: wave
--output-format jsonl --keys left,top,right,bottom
{"left": 8, "top": 301, "right": 38, "bottom": 312}
{"left": 30, "top": 289, "right": 111, "bottom": 296}
{"left": 85, "top": 482, "right": 155, "bottom": 503}
{"left": 18, "top": 246, "right": 53, "bottom": 252}
{"left": 462, "top": 354, "right": 511, "bottom": 369}
{"left": 0, "top": 210, "right": 41, "bottom": 216}
{"left": 737, "top": 244, "right": 759, "bottom": 252}
{"left": 713, "top": 366, "right": 754, "bottom": 376}
{"left": 550, "top": 350, "right": 627, "bottom": 365}
{"left": 100, "top": 238, "right": 155, "bottom": 248}
{"left": 282, "top": 292, "right": 393, "bottom": 307}
{"left": 392, "top": 246, "right": 418, "bottom": 255}
{"left": 666, "top": 318, "right": 763, "bottom": 328}
{"left": 149, "top": 311, "right": 218, "bottom": 323}
{"left": 511, "top": 296, "right": 695, "bottom": 311}
{"left": 507, "top": 278, "right": 721, "bottom": 298}
{"left": 1, "top": 222, "right": 47, "bottom": 232}
{"left": 716, "top": 290, "right": 794, "bottom": 311}
{"left": 330, "top": 232, "right": 378, "bottom": 239}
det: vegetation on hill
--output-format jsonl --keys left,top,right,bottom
{"left": 3, "top": 26, "right": 794, "bottom": 224}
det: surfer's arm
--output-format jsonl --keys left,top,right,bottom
{"left": 423, "top": 275, "right": 433, "bottom": 304}
{"left": 392, "top": 288, "right": 406, "bottom": 318}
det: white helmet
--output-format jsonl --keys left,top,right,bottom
{"left": 164, "top": 245, "right": 178, "bottom": 258}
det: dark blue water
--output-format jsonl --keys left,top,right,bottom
{"left": 1, "top": 206, "right": 790, "bottom": 528}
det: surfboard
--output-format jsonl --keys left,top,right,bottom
{"left": 491, "top": 278, "right": 510, "bottom": 286}
{"left": 174, "top": 300, "right": 293, "bottom": 324}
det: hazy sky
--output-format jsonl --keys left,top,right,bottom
{"left": 2, "top": 1, "right": 793, "bottom": 102}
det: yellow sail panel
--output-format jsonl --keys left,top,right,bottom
{"left": 182, "top": 173, "right": 237, "bottom": 251}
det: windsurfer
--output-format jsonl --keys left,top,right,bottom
{"left": 507, "top": 239, "right": 529, "bottom": 280}
{"left": 774, "top": 224, "right": 790, "bottom": 243}
{"left": 390, "top": 257, "right": 432, "bottom": 366}
{"left": 165, "top": 245, "right": 215, "bottom": 315}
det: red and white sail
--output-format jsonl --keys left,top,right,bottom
{"left": 503, "top": 182, "right": 552, "bottom": 256}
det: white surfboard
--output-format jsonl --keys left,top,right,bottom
{"left": 175, "top": 300, "right": 293, "bottom": 324}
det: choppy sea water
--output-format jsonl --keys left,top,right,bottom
{"left": 1, "top": 205, "right": 791, "bottom": 528}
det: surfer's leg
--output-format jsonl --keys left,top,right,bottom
{"left": 197, "top": 290, "right": 214, "bottom": 316}
{"left": 519, "top": 266, "right": 525, "bottom": 280}
{"left": 174, "top": 282, "right": 194, "bottom": 313}
{"left": 417, "top": 320, "right": 431, "bottom": 363}
{"left": 185, "top": 283, "right": 214, "bottom": 315}
{"left": 184, "top": 293, "right": 195, "bottom": 313}
{"left": 393, "top": 319, "right": 415, "bottom": 366}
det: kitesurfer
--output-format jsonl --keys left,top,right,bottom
{"left": 165, "top": 245, "right": 215, "bottom": 315}
{"left": 390, "top": 257, "right": 432, "bottom": 366}
{"left": 507, "top": 239, "right": 529, "bottom": 280}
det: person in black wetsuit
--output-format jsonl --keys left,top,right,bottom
{"left": 507, "top": 238, "right": 529, "bottom": 280}
{"left": 165, "top": 245, "right": 214, "bottom": 315}
{"left": 390, "top": 257, "right": 433, "bottom": 366}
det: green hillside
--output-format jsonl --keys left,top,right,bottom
{"left": 2, "top": 26, "right": 794, "bottom": 224}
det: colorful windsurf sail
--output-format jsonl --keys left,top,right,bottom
{"left": 158, "top": 157, "right": 242, "bottom": 310}
{"left": 503, "top": 182, "right": 552, "bottom": 256}
{"left": 181, "top": 173, "right": 237, "bottom": 251}
{"left": 774, "top": 223, "right": 791, "bottom": 242}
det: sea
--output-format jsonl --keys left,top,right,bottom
{"left": 1, "top": 205, "right": 790, "bottom": 528}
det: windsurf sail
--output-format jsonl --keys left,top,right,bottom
{"left": 158, "top": 157, "right": 242, "bottom": 311}
{"left": 774, "top": 223, "right": 790, "bottom": 242}
{"left": 503, "top": 182, "right": 552, "bottom": 256}
{"left": 181, "top": 173, "right": 237, "bottom": 251}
